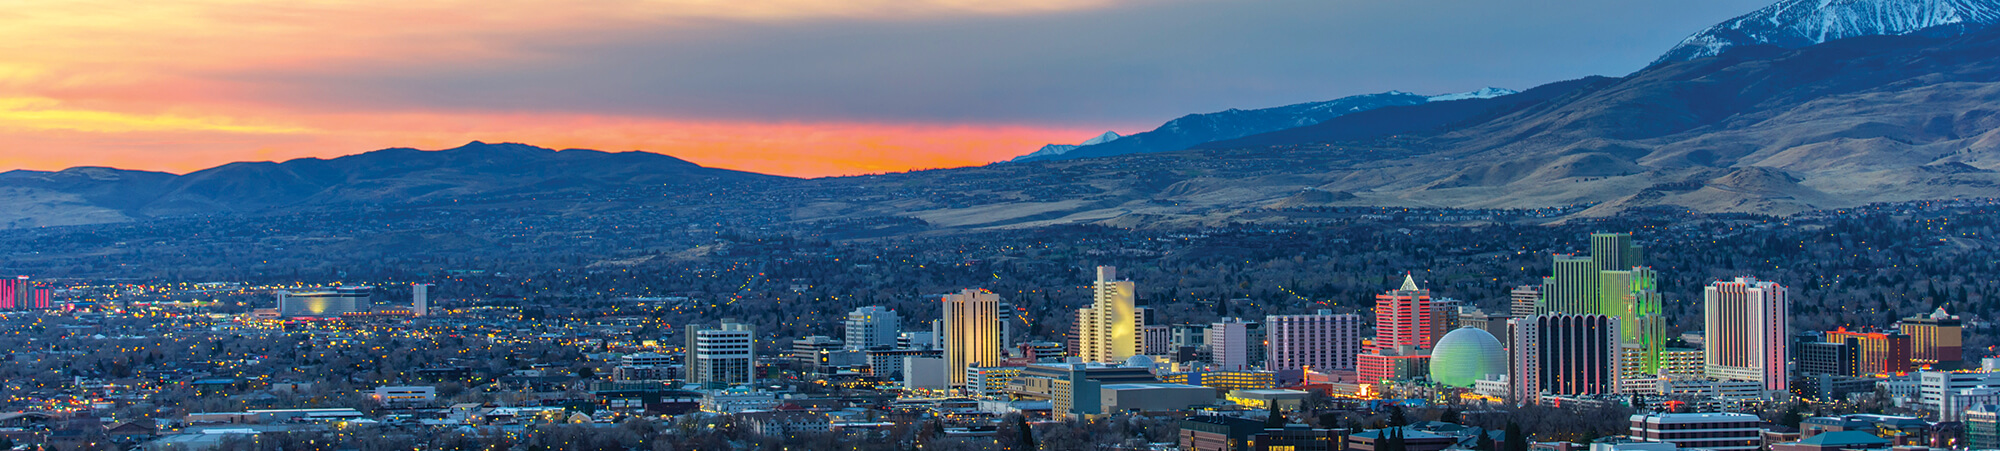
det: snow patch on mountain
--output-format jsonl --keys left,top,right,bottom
{"left": 1012, "top": 131, "right": 1123, "bottom": 162}
{"left": 1656, "top": 0, "right": 2000, "bottom": 64}
{"left": 1427, "top": 87, "right": 1520, "bottom": 102}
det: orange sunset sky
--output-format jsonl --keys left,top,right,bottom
{"left": 0, "top": 0, "right": 1768, "bottom": 178}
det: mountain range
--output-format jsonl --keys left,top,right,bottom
{"left": 0, "top": 142, "right": 774, "bottom": 228}
{"left": 6, "top": 0, "right": 2000, "bottom": 231}
{"left": 1008, "top": 88, "right": 1516, "bottom": 162}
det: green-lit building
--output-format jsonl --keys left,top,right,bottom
{"left": 1537, "top": 233, "right": 1668, "bottom": 374}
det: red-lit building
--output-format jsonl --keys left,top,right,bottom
{"left": 1825, "top": 328, "right": 1911, "bottom": 375}
{"left": 1356, "top": 275, "right": 1434, "bottom": 385}
{"left": 33, "top": 288, "right": 49, "bottom": 309}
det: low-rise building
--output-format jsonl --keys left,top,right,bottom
{"left": 1099, "top": 383, "right": 1216, "bottom": 413}
{"left": 739, "top": 411, "right": 831, "bottom": 438}
{"left": 1628, "top": 413, "right": 1761, "bottom": 451}
{"left": 369, "top": 386, "right": 437, "bottom": 405}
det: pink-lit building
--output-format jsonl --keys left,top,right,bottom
{"left": 1356, "top": 275, "right": 1434, "bottom": 384}
{"left": 1265, "top": 310, "right": 1363, "bottom": 375}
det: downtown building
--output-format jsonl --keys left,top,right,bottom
{"left": 844, "top": 306, "right": 901, "bottom": 351}
{"left": 688, "top": 319, "right": 756, "bottom": 388}
{"left": 1356, "top": 275, "right": 1434, "bottom": 384}
{"left": 1510, "top": 314, "right": 1623, "bottom": 404}
{"left": 1704, "top": 277, "right": 1789, "bottom": 393}
{"left": 1537, "top": 233, "right": 1668, "bottom": 375}
{"left": 1077, "top": 266, "right": 1139, "bottom": 364}
{"left": 1265, "top": 310, "right": 1363, "bottom": 379}
{"left": 943, "top": 288, "right": 1003, "bottom": 387}
{"left": 1900, "top": 308, "right": 1963, "bottom": 367}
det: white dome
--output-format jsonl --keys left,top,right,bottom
{"left": 1428, "top": 327, "right": 1506, "bottom": 387}
{"left": 1124, "top": 355, "right": 1155, "bottom": 369}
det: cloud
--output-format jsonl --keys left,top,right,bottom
{"left": 0, "top": 0, "right": 1777, "bottom": 177}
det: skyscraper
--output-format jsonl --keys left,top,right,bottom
{"left": 1356, "top": 275, "right": 1435, "bottom": 384}
{"left": 1704, "top": 277, "right": 1788, "bottom": 392}
{"left": 1077, "top": 266, "right": 1138, "bottom": 364}
{"left": 1543, "top": 254, "right": 1600, "bottom": 314}
{"left": 845, "top": 306, "right": 901, "bottom": 351}
{"left": 689, "top": 319, "right": 755, "bottom": 388}
{"left": 412, "top": 283, "right": 431, "bottom": 316}
{"left": 1510, "top": 314, "right": 1622, "bottom": 404}
{"left": 1265, "top": 310, "right": 1362, "bottom": 374}
{"left": 943, "top": 289, "right": 1002, "bottom": 387}
{"left": 1539, "top": 233, "right": 1665, "bottom": 374}
{"left": 13, "top": 276, "right": 27, "bottom": 311}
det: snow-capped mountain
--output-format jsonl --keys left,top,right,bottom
{"left": 1011, "top": 131, "right": 1123, "bottom": 162}
{"left": 1427, "top": 87, "right": 1519, "bottom": 102}
{"left": 1015, "top": 88, "right": 1523, "bottom": 162}
{"left": 1656, "top": 0, "right": 2000, "bottom": 64}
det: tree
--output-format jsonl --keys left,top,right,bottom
{"left": 1389, "top": 406, "right": 1409, "bottom": 427}
{"left": 575, "top": 365, "right": 596, "bottom": 380}
{"left": 1013, "top": 415, "right": 1038, "bottom": 451}
{"left": 1477, "top": 429, "right": 1496, "bottom": 451}
{"left": 1440, "top": 408, "right": 1461, "bottom": 424}
{"left": 1267, "top": 405, "right": 1288, "bottom": 429}
{"left": 1505, "top": 422, "right": 1528, "bottom": 451}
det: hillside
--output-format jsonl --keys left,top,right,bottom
{"left": 0, "top": 142, "right": 784, "bottom": 228}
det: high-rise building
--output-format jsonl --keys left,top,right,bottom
{"left": 1208, "top": 318, "right": 1256, "bottom": 371}
{"left": 1543, "top": 254, "right": 1600, "bottom": 314}
{"left": 1078, "top": 266, "right": 1139, "bottom": 364}
{"left": 1266, "top": 310, "right": 1363, "bottom": 374}
{"left": 1538, "top": 233, "right": 1666, "bottom": 374}
{"left": 12, "top": 276, "right": 27, "bottom": 311}
{"left": 943, "top": 289, "right": 1002, "bottom": 387}
{"left": 1356, "top": 275, "right": 1435, "bottom": 384}
{"left": 0, "top": 276, "right": 22, "bottom": 310}
{"left": 688, "top": 319, "right": 755, "bottom": 387}
{"left": 1510, "top": 285, "right": 1541, "bottom": 319}
{"left": 33, "top": 288, "right": 48, "bottom": 309}
{"left": 412, "top": 283, "right": 431, "bottom": 316}
{"left": 1704, "top": 277, "right": 1788, "bottom": 392}
{"left": 1825, "top": 328, "right": 1912, "bottom": 375}
{"left": 1510, "top": 314, "right": 1622, "bottom": 404}
{"left": 1901, "top": 308, "right": 1963, "bottom": 367}
{"left": 845, "top": 306, "right": 900, "bottom": 351}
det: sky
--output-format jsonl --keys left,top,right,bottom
{"left": 0, "top": 0, "right": 1774, "bottom": 178}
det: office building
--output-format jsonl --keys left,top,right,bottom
{"left": 1511, "top": 314, "right": 1622, "bottom": 403}
{"left": 1357, "top": 275, "right": 1434, "bottom": 384}
{"left": 1919, "top": 370, "right": 2000, "bottom": 420}
{"left": 965, "top": 366, "right": 1022, "bottom": 399}
{"left": 689, "top": 320, "right": 755, "bottom": 388}
{"left": 1629, "top": 413, "right": 1762, "bottom": 451}
{"left": 1901, "top": 308, "right": 1963, "bottom": 367}
{"left": 277, "top": 286, "right": 373, "bottom": 318}
{"left": 1265, "top": 310, "right": 1362, "bottom": 374}
{"left": 411, "top": 283, "right": 431, "bottom": 316}
{"left": 1824, "top": 328, "right": 1910, "bottom": 375}
{"left": 1078, "top": 266, "right": 1139, "bottom": 364}
{"left": 1969, "top": 405, "right": 2000, "bottom": 450}
{"left": 1704, "top": 277, "right": 1788, "bottom": 392}
{"left": 844, "top": 306, "right": 900, "bottom": 351}
{"left": 943, "top": 288, "right": 1002, "bottom": 387}
{"left": 1210, "top": 318, "right": 1257, "bottom": 371}
{"left": 790, "top": 336, "right": 843, "bottom": 373}
{"left": 1429, "top": 298, "right": 1464, "bottom": 347}
{"left": 1510, "top": 285, "right": 1541, "bottom": 320}
{"left": 1797, "top": 340, "right": 1858, "bottom": 377}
